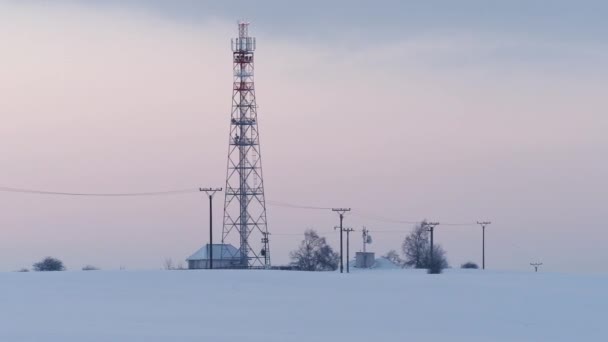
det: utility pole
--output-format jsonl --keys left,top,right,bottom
{"left": 200, "top": 187, "right": 223, "bottom": 269}
{"left": 425, "top": 222, "right": 440, "bottom": 261}
{"left": 332, "top": 208, "right": 351, "bottom": 273}
{"left": 477, "top": 221, "right": 491, "bottom": 270}
{"left": 530, "top": 262, "right": 543, "bottom": 272}
{"left": 344, "top": 228, "right": 355, "bottom": 273}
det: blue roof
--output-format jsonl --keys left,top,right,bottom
{"left": 186, "top": 244, "right": 241, "bottom": 261}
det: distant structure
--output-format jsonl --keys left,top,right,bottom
{"left": 530, "top": 262, "right": 543, "bottom": 272}
{"left": 356, "top": 228, "right": 375, "bottom": 268}
{"left": 221, "top": 21, "right": 270, "bottom": 268}
{"left": 187, "top": 244, "right": 241, "bottom": 269}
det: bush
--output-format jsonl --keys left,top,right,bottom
{"left": 383, "top": 250, "right": 403, "bottom": 266}
{"left": 428, "top": 259, "right": 443, "bottom": 274}
{"left": 82, "top": 265, "right": 99, "bottom": 271}
{"left": 33, "top": 257, "right": 65, "bottom": 272}
{"left": 426, "top": 245, "right": 449, "bottom": 274}
{"left": 16, "top": 268, "right": 29, "bottom": 272}
{"left": 461, "top": 262, "right": 479, "bottom": 269}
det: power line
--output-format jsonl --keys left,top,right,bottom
{"left": 0, "top": 186, "right": 483, "bottom": 228}
{"left": 0, "top": 186, "right": 198, "bottom": 197}
{"left": 351, "top": 211, "right": 420, "bottom": 224}
{"left": 352, "top": 210, "right": 476, "bottom": 227}
{"left": 266, "top": 200, "right": 333, "bottom": 210}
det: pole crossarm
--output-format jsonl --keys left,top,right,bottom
{"left": 332, "top": 208, "right": 351, "bottom": 214}
{"left": 200, "top": 187, "right": 223, "bottom": 197}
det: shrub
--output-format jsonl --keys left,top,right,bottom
{"left": 383, "top": 250, "right": 403, "bottom": 266}
{"left": 82, "top": 265, "right": 99, "bottom": 271}
{"left": 461, "top": 262, "right": 479, "bottom": 269}
{"left": 427, "top": 247, "right": 449, "bottom": 274}
{"left": 33, "top": 257, "right": 65, "bottom": 271}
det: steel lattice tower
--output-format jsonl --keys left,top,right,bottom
{"left": 221, "top": 21, "right": 270, "bottom": 268}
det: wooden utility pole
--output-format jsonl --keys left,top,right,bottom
{"left": 477, "top": 221, "right": 491, "bottom": 270}
{"left": 332, "top": 208, "right": 351, "bottom": 273}
{"left": 344, "top": 228, "right": 355, "bottom": 273}
{"left": 200, "top": 187, "right": 223, "bottom": 269}
{"left": 424, "top": 222, "right": 440, "bottom": 261}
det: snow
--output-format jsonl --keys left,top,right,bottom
{"left": 352, "top": 256, "right": 400, "bottom": 270}
{"left": 1, "top": 269, "right": 606, "bottom": 341}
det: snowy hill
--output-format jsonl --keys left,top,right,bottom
{"left": 0, "top": 269, "right": 606, "bottom": 341}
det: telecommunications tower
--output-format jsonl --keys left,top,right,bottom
{"left": 221, "top": 21, "right": 270, "bottom": 268}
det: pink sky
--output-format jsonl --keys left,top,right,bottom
{"left": 0, "top": 2, "right": 607, "bottom": 272}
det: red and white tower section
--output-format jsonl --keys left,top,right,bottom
{"left": 222, "top": 21, "right": 270, "bottom": 268}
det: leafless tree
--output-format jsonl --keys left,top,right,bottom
{"left": 383, "top": 250, "right": 403, "bottom": 266}
{"left": 290, "top": 229, "right": 339, "bottom": 271}
{"left": 163, "top": 258, "right": 174, "bottom": 270}
{"left": 402, "top": 221, "right": 430, "bottom": 268}
{"left": 401, "top": 221, "right": 449, "bottom": 273}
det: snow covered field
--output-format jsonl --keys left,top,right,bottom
{"left": 1, "top": 268, "right": 606, "bottom": 341}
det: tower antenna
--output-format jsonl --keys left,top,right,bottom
{"left": 222, "top": 21, "right": 269, "bottom": 268}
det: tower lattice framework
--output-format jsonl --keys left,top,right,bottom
{"left": 222, "top": 21, "right": 270, "bottom": 268}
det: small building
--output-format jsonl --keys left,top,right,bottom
{"left": 187, "top": 244, "right": 241, "bottom": 269}
{"left": 355, "top": 252, "right": 375, "bottom": 268}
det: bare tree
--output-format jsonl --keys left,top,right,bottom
{"left": 401, "top": 221, "right": 449, "bottom": 273}
{"left": 383, "top": 250, "right": 403, "bottom": 266}
{"left": 163, "top": 258, "right": 174, "bottom": 270}
{"left": 290, "top": 229, "right": 339, "bottom": 271}
{"left": 402, "top": 221, "right": 429, "bottom": 268}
